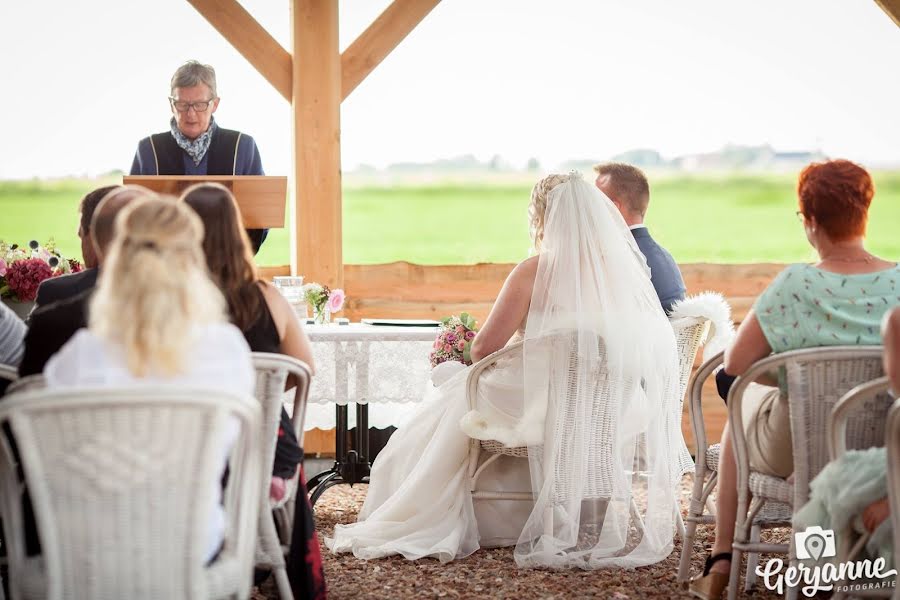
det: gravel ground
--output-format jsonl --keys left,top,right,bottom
{"left": 255, "top": 475, "right": 784, "bottom": 599}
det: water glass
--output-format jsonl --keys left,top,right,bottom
{"left": 273, "top": 275, "right": 305, "bottom": 307}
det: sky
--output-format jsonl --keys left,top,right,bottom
{"left": 1, "top": 0, "right": 899, "bottom": 179}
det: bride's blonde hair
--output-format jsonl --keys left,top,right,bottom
{"left": 528, "top": 173, "right": 569, "bottom": 252}
{"left": 89, "top": 197, "right": 227, "bottom": 377}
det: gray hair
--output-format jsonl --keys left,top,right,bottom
{"left": 170, "top": 60, "right": 218, "bottom": 97}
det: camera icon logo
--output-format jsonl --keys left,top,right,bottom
{"left": 795, "top": 526, "right": 836, "bottom": 560}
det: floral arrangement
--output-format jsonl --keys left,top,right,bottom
{"left": 0, "top": 240, "right": 82, "bottom": 302}
{"left": 303, "top": 282, "right": 345, "bottom": 323}
{"left": 430, "top": 313, "right": 478, "bottom": 368}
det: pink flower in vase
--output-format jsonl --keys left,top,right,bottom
{"left": 327, "top": 288, "right": 345, "bottom": 313}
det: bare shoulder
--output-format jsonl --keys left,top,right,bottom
{"left": 509, "top": 255, "right": 539, "bottom": 286}
{"left": 512, "top": 255, "right": 539, "bottom": 276}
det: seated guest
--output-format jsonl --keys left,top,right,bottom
{"left": 691, "top": 159, "right": 900, "bottom": 600}
{"left": 0, "top": 302, "right": 26, "bottom": 395}
{"left": 33, "top": 184, "right": 120, "bottom": 309}
{"left": 45, "top": 197, "right": 254, "bottom": 564}
{"left": 594, "top": 162, "right": 686, "bottom": 313}
{"left": 18, "top": 187, "right": 152, "bottom": 376}
{"left": 181, "top": 182, "right": 324, "bottom": 599}
{"left": 792, "top": 307, "right": 900, "bottom": 566}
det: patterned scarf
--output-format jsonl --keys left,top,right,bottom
{"left": 170, "top": 116, "right": 217, "bottom": 166}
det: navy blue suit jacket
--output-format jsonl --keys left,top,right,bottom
{"left": 631, "top": 226, "right": 686, "bottom": 313}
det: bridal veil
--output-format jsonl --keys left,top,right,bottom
{"left": 515, "top": 172, "right": 681, "bottom": 568}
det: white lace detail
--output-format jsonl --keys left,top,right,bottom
{"left": 301, "top": 324, "right": 437, "bottom": 430}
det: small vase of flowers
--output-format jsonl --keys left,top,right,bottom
{"left": 430, "top": 313, "right": 478, "bottom": 367}
{"left": 0, "top": 240, "right": 82, "bottom": 319}
{"left": 303, "top": 283, "right": 346, "bottom": 324}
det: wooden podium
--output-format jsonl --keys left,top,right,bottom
{"left": 122, "top": 175, "right": 287, "bottom": 229}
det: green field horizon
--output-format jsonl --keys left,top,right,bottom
{"left": 2, "top": 172, "right": 898, "bottom": 266}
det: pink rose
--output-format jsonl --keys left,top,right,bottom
{"left": 445, "top": 333, "right": 458, "bottom": 344}
{"left": 327, "top": 288, "right": 345, "bottom": 313}
{"left": 456, "top": 326, "right": 465, "bottom": 335}
{"left": 465, "top": 330, "right": 475, "bottom": 341}
{"left": 456, "top": 340, "right": 465, "bottom": 351}
{"left": 443, "top": 343, "right": 452, "bottom": 353}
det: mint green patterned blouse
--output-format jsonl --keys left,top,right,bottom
{"left": 755, "top": 263, "right": 900, "bottom": 354}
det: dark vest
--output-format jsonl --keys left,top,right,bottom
{"left": 148, "top": 128, "right": 241, "bottom": 175}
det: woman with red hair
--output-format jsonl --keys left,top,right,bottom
{"left": 691, "top": 160, "right": 899, "bottom": 599}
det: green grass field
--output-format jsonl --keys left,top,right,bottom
{"left": 1, "top": 173, "right": 898, "bottom": 266}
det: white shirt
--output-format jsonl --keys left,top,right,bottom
{"left": 628, "top": 224, "right": 647, "bottom": 231}
{"left": 45, "top": 322, "right": 255, "bottom": 563}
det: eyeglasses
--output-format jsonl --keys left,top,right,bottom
{"left": 169, "top": 97, "right": 215, "bottom": 113}
{"left": 795, "top": 210, "right": 805, "bottom": 222}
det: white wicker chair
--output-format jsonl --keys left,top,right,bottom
{"left": 885, "top": 397, "right": 900, "bottom": 600}
{"left": 728, "top": 346, "right": 885, "bottom": 600}
{"left": 0, "top": 387, "right": 262, "bottom": 600}
{"left": 4, "top": 375, "right": 45, "bottom": 397}
{"left": 466, "top": 318, "right": 707, "bottom": 539}
{"left": 676, "top": 351, "right": 793, "bottom": 588}
{"left": 251, "top": 353, "right": 312, "bottom": 600}
{"left": 0, "top": 364, "right": 17, "bottom": 385}
{"left": 828, "top": 376, "right": 894, "bottom": 599}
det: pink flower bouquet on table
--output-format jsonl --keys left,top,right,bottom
{"left": 430, "top": 313, "right": 479, "bottom": 368}
{"left": 303, "top": 282, "right": 345, "bottom": 324}
{"left": 0, "top": 239, "right": 82, "bottom": 302}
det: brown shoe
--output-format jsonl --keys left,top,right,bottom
{"left": 689, "top": 552, "right": 732, "bottom": 600}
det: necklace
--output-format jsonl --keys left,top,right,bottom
{"left": 819, "top": 251, "right": 874, "bottom": 264}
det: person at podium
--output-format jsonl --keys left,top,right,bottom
{"left": 129, "top": 60, "right": 268, "bottom": 253}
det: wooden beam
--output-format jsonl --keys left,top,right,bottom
{"left": 341, "top": 0, "right": 441, "bottom": 100}
{"left": 292, "top": 0, "right": 343, "bottom": 288}
{"left": 875, "top": 0, "right": 900, "bottom": 26}
{"left": 187, "top": 0, "right": 292, "bottom": 101}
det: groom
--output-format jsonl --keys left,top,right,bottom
{"left": 594, "top": 162, "right": 686, "bottom": 313}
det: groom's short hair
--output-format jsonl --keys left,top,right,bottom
{"left": 593, "top": 163, "right": 650, "bottom": 217}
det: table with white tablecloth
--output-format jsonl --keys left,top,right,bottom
{"left": 303, "top": 323, "right": 437, "bottom": 431}
{"left": 302, "top": 322, "right": 439, "bottom": 504}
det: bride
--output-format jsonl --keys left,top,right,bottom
{"left": 327, "top": 172, "right": 683, "bottom": 568}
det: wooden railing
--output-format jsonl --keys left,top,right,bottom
{"left": 262, "top": 262, "right": 785, "bottom": 455}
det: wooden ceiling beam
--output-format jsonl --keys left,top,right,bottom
{"left": 875, "top": 0, "right": 900, "bottom": 26}
{"left": 341, "top": 0, "right": 441, "bottom": 101}
{"left": 187, "top": 0, "right": 293, "bottom": 101}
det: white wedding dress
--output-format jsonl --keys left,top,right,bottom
{"left": 327, "top": 173, "right": 683, "bottom": 568}
{"left": 326, "top": 326, "right": 532, "bottom": 561}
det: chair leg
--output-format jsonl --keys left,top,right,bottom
{"left": 705, "top": 494, "right": 717, "bottom": 516}
{"left": 743, "top": 525, "right": 761, "bottom": 591}
{"left": 676, "top": 517, "right": 699, "bottom": 583}
{"left": 274, "top": 565, "right": 294, "bottom": 600}
{"left": 630, "top": 498, "right": 645, "bottom": 533}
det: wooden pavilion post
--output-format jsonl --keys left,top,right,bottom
{"left": 291, "top": 0, "right": 343, "bottom": 288}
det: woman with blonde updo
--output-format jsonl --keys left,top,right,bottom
{"left": 45, "top": 196, "right": 255, "bottom": 563}
{"left": 328, "top": 172, "right": 680, "bottom": 570}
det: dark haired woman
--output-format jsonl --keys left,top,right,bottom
{"left": 691, "top": 159, "right": 900, "bottom": 599}
{"left": 181, "top": 182, "right": 324, "bottom": 600}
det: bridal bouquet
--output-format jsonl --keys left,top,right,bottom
{"left": 430, "top": 313, "right": 478, "bottom": 368}
{"left": 0, "top": 240, "right": 82, "bottom": 302}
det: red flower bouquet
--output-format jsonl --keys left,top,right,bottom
{"left": 0, "top": 240, "right": 83, "bottom": 303}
